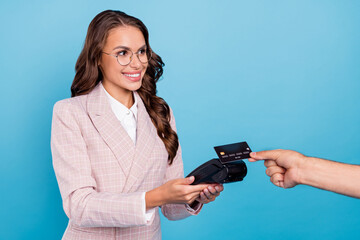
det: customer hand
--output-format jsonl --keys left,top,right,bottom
{"left": 249, "top": 150, "right": 306, "bottom": 188}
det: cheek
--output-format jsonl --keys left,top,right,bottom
{"left": 142, "top": 65, "right": 148, "bottom": 74}
{"left": 103, "top": 61, "right": 124, "bottom": 75}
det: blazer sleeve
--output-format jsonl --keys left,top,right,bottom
{"left": 160, "top": 107, "right": 203, "bottom": 221}
{"left": 51, "top": 99, "right": 150, "bottom": 228}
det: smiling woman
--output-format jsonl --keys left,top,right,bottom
{"left": 50, "top": 10, "right": 223, "bottom": 240}
{"left": 99, "top": 26, "right": 149, "bottom": 107}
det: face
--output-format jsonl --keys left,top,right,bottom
{"left": 99, "top": 26, "right": 148, "bottom": 100}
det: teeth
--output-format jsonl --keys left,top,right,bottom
{"left": 124, "top": 73, "right": 140, "bottom": 77}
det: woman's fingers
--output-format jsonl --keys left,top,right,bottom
{"left": 215, "top": 184, "right": 224, "bottom": 192}
{"left": 195, "top": 184, "right": 225, "bottom": 204}
{"left": 202, "top": 186, "right": 221, "bottom": 200}
{"left": 207, "top": 186, "right": 218, "bottom": 195}
{"left": 199, "top": 192, "right": 208, "bottom": 202}
{"left": 197, "top": 191, "right": 212, "bottom": 204}
{"left": 168, "top": 178, "right": 225, "bottom": 204}
{"left": 203, "top": 188, "right": 212, "bottom": 199}
{"left": 189, "top": 193, "right": 201, "bottom": 204}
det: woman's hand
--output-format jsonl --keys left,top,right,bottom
{"left": 145, "top": 176, "right": 210, "bottom": 210}
{"left": 196, "top": 184, "right": 224, "bottom": 204}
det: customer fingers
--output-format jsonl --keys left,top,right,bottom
{"left": 264, "top": 160, "right": 277, "bottom": 167}
{"left": 270, "top": 173, "right": 284, "bottom": 187}
{"left": 266, "top": 166, "right": 286, "bottom": 177}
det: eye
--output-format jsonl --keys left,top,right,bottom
{"left": 116, "top": 50, "right": 129, "bottom": 57}
{"left": 138, "top": 48, "right": 147, "bottom": 55}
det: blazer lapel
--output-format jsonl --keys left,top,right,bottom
{"left": 87, "top": 84, "right": 135, "bottom": 177}
{"left": 123, "top": 92, "right": 156, "bottom": 192}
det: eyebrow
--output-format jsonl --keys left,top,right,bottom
{"left": 112, "top": 44, "right": 147, "bottom": 51}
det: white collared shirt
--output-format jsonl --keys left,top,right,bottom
{"left": 102, "top": 84, "right": 138, "bottom": 144}
{"left": 101, "top": 83, "right": 155, "bottom": 224}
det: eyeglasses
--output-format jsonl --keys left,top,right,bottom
{"left": 102, "top": 48, "right": 152, "bottom": 66}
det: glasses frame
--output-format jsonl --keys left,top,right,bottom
{"left": 102, "top": 48, "right": 152, "bottom": 66}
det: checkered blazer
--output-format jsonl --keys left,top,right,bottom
{"left": 51, "top": 84, "right": 201, "bottom": 239}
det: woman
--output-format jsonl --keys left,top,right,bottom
{"left": 51, "top": 10, "right": 223, "bottom": 239}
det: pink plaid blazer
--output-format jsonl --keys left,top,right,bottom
{"left": 51, "top": 84, "right": 200, "bottom": 239}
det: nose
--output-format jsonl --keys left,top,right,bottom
{"left": 129, "top": 54, "right": 141, "bottom": 69}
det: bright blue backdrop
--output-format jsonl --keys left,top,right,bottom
{"left": 1, "top": 0, "right": 359, "bottom": 239}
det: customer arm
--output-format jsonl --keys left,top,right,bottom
{"left": 249, "top": 150, "right": 360, "bottom": 198}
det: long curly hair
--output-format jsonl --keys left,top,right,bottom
{"left": 71, "top": 10, "right": 179, "bottom": 164}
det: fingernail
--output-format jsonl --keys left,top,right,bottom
{"left": 250, "top": 152, "right": 256, "bottom": 157}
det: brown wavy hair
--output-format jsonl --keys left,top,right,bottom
{"left": 71, "top": 10, "right": 178, "bottom": 164}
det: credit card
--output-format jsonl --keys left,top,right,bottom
{"left": 214, "top": 141, "right": 252, "bottom": 163}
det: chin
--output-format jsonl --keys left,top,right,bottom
{"left": 126, "top": 81, "right": 142, "bottom": 91}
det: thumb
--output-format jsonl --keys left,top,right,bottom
{"left": 250, "top": 150, "right": 281, "bottom": 161}
{"left": 249, "top": 151, "right": 264, "bottom": 162}
{"left": 177, "top": 176, "right": 195, "bottom": 185}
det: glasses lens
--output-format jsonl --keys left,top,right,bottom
{"left": 116, "top": 49, "right": 152, "bottom": 66}
{"left": 137, "top": 49, "right": 152, "bottom": 64}
{"left": 117, "top": 50, "right": 132, "bottom": 66}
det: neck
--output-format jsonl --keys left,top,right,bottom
{"left": 102, "top": 81, "right": 134, "bottom": 108}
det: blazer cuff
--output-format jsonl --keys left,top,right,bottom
{"left": 185, "top": 201, "right": 203, "bottom": 215}
{"left": 141, "top": 192, "right": 155, "bottom": 225}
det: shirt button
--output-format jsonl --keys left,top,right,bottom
{"left": 126, "top": 111, "right": 130, "bottom": 115}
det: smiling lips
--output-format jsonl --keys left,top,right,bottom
{"left": 123, "top": 71, "right": 142, "bottom": 82}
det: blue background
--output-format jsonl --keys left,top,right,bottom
{"left": 1, "top": 0, "right": 359, "bottom": 239}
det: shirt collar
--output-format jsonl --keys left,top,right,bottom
{"left": 101, "top": 82, "right": 138, "bottom": 121}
